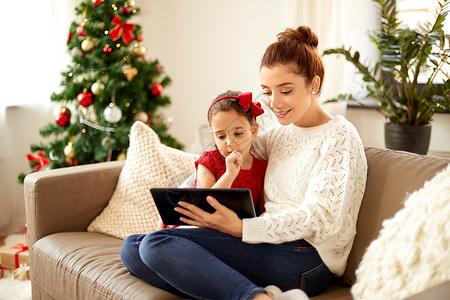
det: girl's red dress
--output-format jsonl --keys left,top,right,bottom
{"left": 195, "top": 149, "right": 267, "bottom": 214}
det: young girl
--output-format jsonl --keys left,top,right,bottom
{"left": 195, "top": 90, "right": 267, "bottom": 214}
{"left": 121, "top": 26, "right": 368, "bottom": 300}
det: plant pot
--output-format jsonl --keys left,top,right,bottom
{"left": 384, "top": 123, "right": 432, "bottom": 155}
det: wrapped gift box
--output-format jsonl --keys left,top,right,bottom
{"left": 0, "top": 245, "right": 29, "bottom": 270}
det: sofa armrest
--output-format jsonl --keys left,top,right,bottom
{"left": 24, "top": 160, "right": 125, "bottom": 247}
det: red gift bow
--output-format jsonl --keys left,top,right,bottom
{"left": 25, "top": 151, "right": 50, "bottom": 171}
{"left": 207, "top": 92, "right": 264, "bottom": 118}
{"left": 109, "top": 15, "right": 134, "bottom": 45}
{"left": 10, "top": 243, "right": 28, "bottom": 269}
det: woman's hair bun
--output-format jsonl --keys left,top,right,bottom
{"left": 277, "top": 26, "right": 318, "bottom": 48}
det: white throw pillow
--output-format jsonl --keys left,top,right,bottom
{"left": 351, "top": 164, "right": 450, "bottom": 300}
{"left": 87, "top": 121, "right": 198, "bottom": 239}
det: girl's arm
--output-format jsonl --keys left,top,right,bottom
{"left": 195, "top": 164, "right": 217, "bottom": 188}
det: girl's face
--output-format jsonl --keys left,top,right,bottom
{"left": 210, "top": 110, "right": 258, "bottom": 159}
{"left": 260, "top": 64, "right": 319, "bottom": 127}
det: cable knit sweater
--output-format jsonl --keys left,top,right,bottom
{"left": 243, "top": 115, "right": 367, "bottom": 276}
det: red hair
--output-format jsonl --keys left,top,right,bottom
{"left": 261, "top": 26, "right": 325, "bottom": 92}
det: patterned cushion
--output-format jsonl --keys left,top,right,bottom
{"left": 87, "top": 121, "right": 197, "bottom": 239}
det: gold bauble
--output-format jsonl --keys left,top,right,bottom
{"left": 132, "top": 43, "right": 147, "bottom": 57}
{"left": 81, "top": 38, "right": 94, "bottom": 52}
{"left": 134, "top": 111, "right": 149, "bottom": 123}
{"left": 53, "top": 106, "right": 71, "bottom": 119}
{"left": 117, "top": 152, "right": 127, "bottom": 161}
{"left": 64, "top": 142, "right": 76, "bottom": 159}
{"left": 123, "top": 67, "right": 138, "bottom": 81}
{"left": 91, "top": 81, "right": 104, "bottom": 95}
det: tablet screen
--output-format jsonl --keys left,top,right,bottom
{"left": 150, "top": 188, "right": 256, "bottom": 225}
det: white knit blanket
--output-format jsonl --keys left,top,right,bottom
{"left": 351, "top": 164, "right": 450, "bottom": 300}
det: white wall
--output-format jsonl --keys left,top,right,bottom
{"left": 133, "top": 0, "right": 295, "bottom": 147}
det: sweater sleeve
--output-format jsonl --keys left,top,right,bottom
{"left": 242, "top": 130, "right": 367, "bottom": 245}
{"left": 250, "top": 125, "right": 277, "bottom": 161}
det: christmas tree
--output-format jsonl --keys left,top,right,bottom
{"left": 19, "top": 0, "right": 183, "bottom": 183}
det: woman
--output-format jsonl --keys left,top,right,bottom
{"left": 120, "top": 25, "right": 368, "bottom": 300}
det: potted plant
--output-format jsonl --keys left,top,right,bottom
{"left": 323, "top": 0, "right": 450, "bottom": 154}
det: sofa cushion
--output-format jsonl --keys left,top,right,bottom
{"left": 351, "top": 164, "right": 450, "bottom": 299}
{"left": 31, "top": 232, "right": 183, "bottom": 300}
{"left": 341, "top": 147, "right": 450, "bottom": 285}
{"left": 87, "top": 121, "right": 198, "bottom": 239}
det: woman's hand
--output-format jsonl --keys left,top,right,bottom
{"left": 174, "top": 196, "right": 243, "bottom": 238}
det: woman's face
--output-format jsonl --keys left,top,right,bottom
{"left": 260, "top": 64, "right": 318, "bottom": 127}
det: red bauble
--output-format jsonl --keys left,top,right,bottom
{"left": 156, "top": 66, "right": 162, "bottom": 73}
{"left": 67, "top": 32, "right": 73, "bottom": 42}
{"left": 77, "top": 92, "right": 94, "bottom": 107}
{"left": 137, "top": 34, "right": 144, "bottom": 42}
{"left": 122, "top": 6, "right": 131, "bottom": 14}
{"left": 92, "top": 0, "right": 105, "bottom": 7}
{"left": 103, "top": 45, "right": 112, "bottom": 54}
{"left": 76, "top": 23, "right": 86, "bottom": 36}
{"left": 56, "top": 113, "right": 71, "bottom": 127}
{"left": 150, "top": 83, "right": 163, "bottom": 97}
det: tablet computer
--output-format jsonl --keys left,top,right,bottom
{"left": 150, "top": 188, "right": 256, "bottom": 226}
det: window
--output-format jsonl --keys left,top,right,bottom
{"left": 396, "top": 0, "right": 450, "bottom": 84}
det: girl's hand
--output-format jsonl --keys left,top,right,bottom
{"left": 225, "top": 151, "right": 243, "bottom": 177}
{"left": 174, "top": 196, "right": 243, "bottom": 238}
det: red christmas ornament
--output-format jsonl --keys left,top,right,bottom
{"left": 92, "top": 0, "right": 105, "bottom": 7}
{"left": 55, "top": 113, "right": 71, "bottom": 127}
{"left": 150, "top": 83, "right": 163, "bottom": 97}
{"left": 103, "top": 44, "right": 112, "bottom": 54}
{"left": 156, "top": 66, "right": 162, "bottom": 73}
{"left": 76, "top": 23, "right": 86, "bottom": 36}
{"left": 67, "top": 32, "right": 73, "bottom": 42}
{"left": 122, "top": 6, "right": 131, "bottom": 14}
{"left": 137, "top": 34, "right": 144, "bottom": 42}
{"left": 77, "top": 91, "right": 94, "bottom": 107}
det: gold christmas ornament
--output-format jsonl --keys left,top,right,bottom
{"left": 81, "top": 38, "right": 94, "bottom": 52}
{"left": 123, "top": 67, "right": 138, "bottom": 81}
{"left": 91, "top": 81, "right": 104, "bottom": 95}
{"left": 132, "top": 43, "right": 147, "bottom": 57}
{"left": 53, "top": 106, "right": 71, "bottom": 119}
{"left": 117, "top": 152, "right": 127, "bottom": 161}
{"left": 64, "top": 141, "right": 76, "bottom": 159}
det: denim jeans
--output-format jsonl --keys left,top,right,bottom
{"left": 120, "top": 228, "right": 332, "bottom": 300}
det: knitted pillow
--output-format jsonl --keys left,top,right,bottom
{"left": 87, "top": 121, "right": 197, "bottom": 239}
{"left": 351, "top": 164, "right": 450, "bottom": 300}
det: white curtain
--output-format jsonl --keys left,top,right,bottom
{"left": 0, "top": 0, "right": 77, "bottom": 236}
{"left": 284, "top": 0, "right": 379, "bottom": 115}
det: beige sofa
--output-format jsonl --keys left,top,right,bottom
{"left": 24, "top": 146, "right": 450, "bottom": 300}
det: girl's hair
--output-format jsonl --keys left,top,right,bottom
{"left": 260, "top": 26, "right": 325, "bottom": 93}
{"left": 207, "top": 90, "right": 256, "bottom": 125}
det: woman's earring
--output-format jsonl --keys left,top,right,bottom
{"left": 312, "top": 91, "right": 316, "bottom": 95}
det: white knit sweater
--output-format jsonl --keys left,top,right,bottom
{"left": 243, "top": 115, "right": 367, "bottom": 276}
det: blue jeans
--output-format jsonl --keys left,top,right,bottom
{"left": 120, "top": 228, "right": 332, "bottom": 300}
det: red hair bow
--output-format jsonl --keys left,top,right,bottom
{"left": 208, "top": 92, "right": 264, "bottom": 118}
{"left": 109, "top": 15, "right": 134, "bottom": 45}
{"left": 25, "top": 151, "right": 50, "bottom": 171}
{"left": 236, "top": 92, "right": 264, "bottom": 118}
